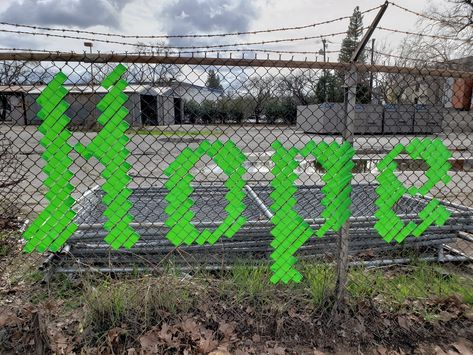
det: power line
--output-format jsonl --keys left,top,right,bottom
{"left": 0, "top": 5, "right": 381, "bottom": 40}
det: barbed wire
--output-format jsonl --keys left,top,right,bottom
{"left": 389, "top": 1, "right": 473, "bottom": 29}
{"left": 0, "top": 28, "right": 352, "bottom": 50}
{"left": 0, "top": 5, "right": 380, "bottom": 40}
{"left": 377, "top": 26, "right": 471, "bottom": 42}
{"left": 0, "top": 47, "right": 63, "bottom": 54}
{"left": 389, "top": 2, "right": 442, "bottom": 23}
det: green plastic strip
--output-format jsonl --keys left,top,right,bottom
{"left": 269, "top": 140, "right": 355, "bottom": 284}
{"left": 163, "top": 140, "right": 247, "bottom": 246}
{"left": 75, "top": 64, "right": 139, "bottom": 249}
{"left": 23, "top": 65, "right": 139, "bottom": 252}
{"left": 374, "top": 138, "right": 452, "bottom": 243}
{"left": 23, "top": 73, "right": 77, "bottom": 252}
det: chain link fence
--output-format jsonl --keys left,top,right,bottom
{"left": 1, "top": 52, "right": 472, "bottom": 306}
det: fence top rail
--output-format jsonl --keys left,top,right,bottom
{"left": 0, "top": 51, "right": 472, "bottom": 79}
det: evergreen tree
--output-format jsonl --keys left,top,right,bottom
{"left": 206, "top": 69, "right": 223, "bottom": 90}
{"left": 334, "top": 7, "right": 371, "bottom": 103}
{"left": 338, "top": 7, "right": 365, "bottom": 63}
{"left": 314, "top": 72, "right": 344, "bottom": 103}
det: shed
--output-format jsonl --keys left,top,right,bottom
{"left": 0, "top": 83, "right": 184, "bottom": 127}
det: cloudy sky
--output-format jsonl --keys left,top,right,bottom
{"left": 0, "top": 0, "right": 444, "bottom": 60}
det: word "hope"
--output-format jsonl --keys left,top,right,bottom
{"left": 23, "top": 65, "right": 452, "bottom": 284}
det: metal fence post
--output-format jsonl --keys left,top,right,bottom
{"left": 335, "top": 64, "right": 358, "bottom": 304}
{"left": 334, "top": 1, "right": 388, "bottom": 307}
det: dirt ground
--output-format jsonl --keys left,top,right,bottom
{"left": 1, "top": 230, "right": 473, "bottom": 355}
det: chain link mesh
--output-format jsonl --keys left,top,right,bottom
{"left": 1, "top": 51, "right": 472, "bottom": 311}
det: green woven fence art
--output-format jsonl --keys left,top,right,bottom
{"left": 23, "top": 72, "right": 76, "bottom": 253}
{"left": 22, "top": 65, "right": 454, "bottom": 284}
{"left": 269, "top": 140, "right": 355, "bottom": 283}
{"left": 163, "top": 140, "right": 247, "bottom": 246}
{"left": 74, "top": 65, "right": 139, "bottom": 250}
{"left": 23, "top": 64, "right": 138, "bottom": 252}
{"left": 374, "top": 138, "right": 452, "bottom": 243}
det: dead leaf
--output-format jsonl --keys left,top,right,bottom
{"left": 438, "top": 311, "right": 457, "bottom": 323}
{"left": 107, "top": 327, "right": 127, "bottom": 349}
{"left": 313, "top": 350, "right": 326, "bottom": 355}
{"left": 48, "top": 329, "right": 73, "bottom": 355}
{"left": 198, "top": 336, "right": 218, "bottom": 353}
{"left": 157, "top": 324, "right": 175, "bottom": 346}
{"left": 463, "top": 310, "right": 473, "bottom": 321}
{"left": 0, "top": 307, "right": 21, "bottom": 327}
{"left": 181, "top": 318, "right": 201, "bottom": 341}
{"left": 208, "top": 346, "right": 231, "bottom": 355}
{"left": 139, "top": 332, "right": 160, "bottom": 354}
{"left": 288, "top": 308, "right": 297, "bottom": 318}
{"left": 271, "top": 346, "right": 286, "bottom": 355}
{"left": 218, "top": 322, "right": 236, "bottom": 341}
{"left": 397, "top": 316, "right": 410, "bottom": 330}
{"left": 452, "top": 341, "right": 473, "bottom": 355}
{"left": 433, "top": 345, "right": 448, "bottom": 355}
{"left": 377, "top": 346, "right": 388, "bottom": 355}
{"left": 252, "top": 334, "right": 261, "bottom": 343}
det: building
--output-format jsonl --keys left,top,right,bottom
{"left": 442, "top": 56, "right": 473, "bottom": 110}
{"left": 170, "top": 81, "right": 223, "bottom": 104}
{"left": 0, "top": 82, "right": 218, "bottom": 127}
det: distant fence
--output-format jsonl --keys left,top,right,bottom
{"left": 1, "top": 52, "right": 473, "bottom": 300}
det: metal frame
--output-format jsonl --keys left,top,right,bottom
{"left": 46, "top": 183, "right": 473, "bottom": 273}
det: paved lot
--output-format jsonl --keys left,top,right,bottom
{"left": 1, "top": 124, "right": 473, "bottom": 217}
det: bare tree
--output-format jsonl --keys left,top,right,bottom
{"left": 373, "top": 40, "right": 425, "bottom": 104}
{"left": 427, "top": 0, "right": 473, "bottom": 40}
{"left": 0, "top": 61, "right": 29, "bottom": 85}
{"left": 274, "top": 69, "right": 324, "bottom": 106}
{"left": 0, "top": 134, "right": 24, "bottom": 224}
{"left": 278, "top": 71, "right": 310, "bottom": 105}
{"left": 416, "top": 0, "right": 473, "bottom": 61}
{"left": 0, "top": 61, "right": 52, "bottom": 85}
{"left": 0, "top": 61, "right": 53, "bottom": 121}
{"left": 128, "top": 42, "right": 182, "bottom": 84}
{"left": 83, "top": 42, "right": 182, "bottom": 84}
{"left": 244, "top": 76, "right": 274, "bottom": 124}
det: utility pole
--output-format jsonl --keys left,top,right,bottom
{"left": 322, "top": 39, "right": 327, "bottom": 63}
{"left": 84, "top": 41, "right": 94, "bottom": 129}
{"left": 370, "top": 38, "right": 375, "bottom": 102}
{"left": 321, "top": 38, "right": 328, "bottom": 102}
{"left": 84, "top": 42, "right": 93, "bottom": 84}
